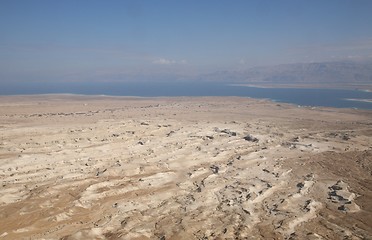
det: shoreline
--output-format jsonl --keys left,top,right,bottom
{"left": 345, "top": 98, "right": 372, "bottom": 103}
{"left": 228, "top": 83, "right": 372, "bottom": 91}
{"left": 0, "top": 93, "right": 371, "bottom": 111}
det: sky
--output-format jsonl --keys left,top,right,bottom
{"left": 1, "top": 0, "right": 372, "bottom": 83}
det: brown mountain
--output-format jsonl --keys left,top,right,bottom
{"left": 201, "top": 60, "right": 372, "bottom": 89}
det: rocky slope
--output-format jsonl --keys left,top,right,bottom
{"left": 0, "top": 95, "right": 371, "bottom": 239}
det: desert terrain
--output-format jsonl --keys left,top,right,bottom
{"left": 0, "top": 95, "right": 371, "bottom": 240}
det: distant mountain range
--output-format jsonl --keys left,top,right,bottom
{"left": 200, "top": 60, "right": 372, "bottom": 89}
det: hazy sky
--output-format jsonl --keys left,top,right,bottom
{"left": 1, "top": 0, "right": 372, "bottom": 83}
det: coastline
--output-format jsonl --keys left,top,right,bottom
{"left": 345, "top": 98, "right": 372, "bottom": 103}
{"left": 1, "top": 90, "right": 372, "bottom": 110}
{"left": 228, "top": 83, "right": 372, "bottom": 91}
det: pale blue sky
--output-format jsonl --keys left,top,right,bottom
{"left": 1, "top": 0, "right": 372, "bottom": 83}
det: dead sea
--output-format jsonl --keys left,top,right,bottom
{"left": 1, "top": 82, "right": 372, "bottom": 109}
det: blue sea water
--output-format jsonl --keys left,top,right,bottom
{"left": 1, "top": 81, "right": 372, "bottom": 110}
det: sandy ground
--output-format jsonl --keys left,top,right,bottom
{"left": 0, "top": 95, "right": 371, "bottom": 240}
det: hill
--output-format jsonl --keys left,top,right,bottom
{"left": 201, "top": 60, "right": 372, "bottom": 90}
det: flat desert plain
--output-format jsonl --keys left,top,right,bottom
{"left": 0, "top": 95, "right": 371, "bottom": 240}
